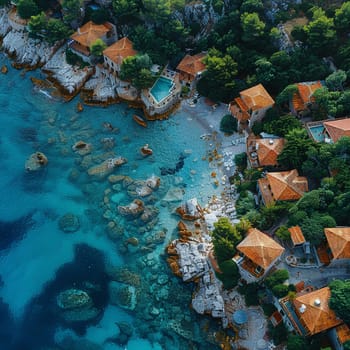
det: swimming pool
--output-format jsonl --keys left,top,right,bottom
{"left": 308, "top": 124, "right": 325, "bottom": 142}
{"left": 150, "top": 76, "right": 174, "bottom": 104}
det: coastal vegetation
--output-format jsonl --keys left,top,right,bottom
{"left": 2, "top": 0, "right": 350, "bottom": 348}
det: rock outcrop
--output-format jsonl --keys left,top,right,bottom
{"left": 25, "top": 152, "right": 48, "bottom": 171}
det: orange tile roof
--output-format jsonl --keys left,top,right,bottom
{"left": 103, "top": 37, "right": 137, "bottom": 65}
{"left": 258, "top": 170, "right": 308, "bottom": 205}
{"left": 71, "top": 21, "right": 111, "bottom": 48}
{"left": 288, "top": 226, "right": 306, "bottom": 246}
{"left": 293, "top": 287, "right": 343, "bottom": 335}
{"left": 336, "top": 324, "right": 350, "bottom": 344}
{"left": 176, "top": 53, "right": 206, "bottom": 80}
{"left": 240, "top": 84, "right": 274, "bottom": 111}
{"left": 297, "top": 81, "right": 323, "bottom": 104}
{"left": 230, "top": 98, "right": 250, "bottom": 121}
{"left": 256, "top": 138, "right": 285, "bottom": 166}
{"left": 292, "top": 93, "right": 304, "bottom": 112}
{"left": 324, "top": 227, "right": 350, "bottom": 259}
{"left": 237, "top": 228, "right": 285, "bottom": 270}
{"left": 323, "top": 118, "right": 350, "bottom": 143}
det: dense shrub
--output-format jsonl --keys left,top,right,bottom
{"left": 216, "top": 259, "right": 240, "bottom": 290}
{"left": 220, "top": 114, "right": 238, "bottom": 134}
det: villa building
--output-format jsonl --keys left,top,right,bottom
{"left": 103, "top": 37, "right": 137, "bottom": 75}
{"left": 279, "top": 287, "right": 343, "bottom": 337}
{"left": 141, "top": 69, "right": 182, "bottom": 118}
{"left": 288, "top": 226, "right": 306, "bottom": 247}
{"left": 323, "top": 118, "right": 350, "bottom": 143}
{"left": 176, "top": 53, "right": 207, "bottom": 90}
{"left": 324, "top": 227, "right": 350, "bottom": 262}
{"left": 330, "top": 323, "right": 350, "bottom": 350}
{"left": 246, "top": 134, "right": 285, "bottom": 168}
{"left": 229, "top": 84, "right": 274, "bottom": 129}
{"left": 69, "top": 21, "right": 116, "bottom": 62}
{"left": 257, "top": 169, "right": 308, "bottom": 206}
{"left": 291, "top": 81, "right": 323, "bottom": 117}
{"left": 234, "top": 228, "right": 285, "bottom": 283}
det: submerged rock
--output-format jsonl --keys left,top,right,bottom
{"left": 25, "top": 152, "right": 48, "bottom": 171}
{"left": 109, "top": 281, "right": 137, "bottom": 310}
{"left": 58, "top": 213, "right": 80, "bottom": 233}
{"left": 56, "top": 288, "right": 100, "bottom": 323}
{"left": 72, "top": 140, "right": 92, "bottom": 156}
{"left": 57, "top": 289, "right": 92, "bottom": 310}
{"left": 118, "top": 199, "right": 144, "bottom": 218}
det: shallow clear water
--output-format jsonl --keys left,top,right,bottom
{"left": 150, "top": 77, "right": 174, "bottom": 104}
{"left": 0, "top": 54, "right": 225, "bottom": 350}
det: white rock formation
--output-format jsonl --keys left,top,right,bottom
{"left": 43, "top": 46, "right": 93, "bottom": 94}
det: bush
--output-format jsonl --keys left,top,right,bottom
{"left": 275, "top": 225, "right": 290, "bottom": 241}
{"left": 220, "top": 114, "right": 238, "bottom": 134}
{"left": 216, "top": 259, "right": 240, "bottom": 290}
{"left": 238, "top": 282, "right": 260, "bottom": 306}
{"left": 272, "top": 284, "right": 289, "bottom": 297}
{"left": 265, "top": 269, "right": 289, "bottom": 289}
{"left": 234, "top": 152, "right": 247, "bottom": 171}
{"left": 65, "top": 49, "right": 89, "bottom": 68}
{"left": 262, "top": 303, "right": 277, "bottom": 317}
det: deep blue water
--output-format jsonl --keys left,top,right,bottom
{"left": 0, "top": 53, "right": 224, "bottom": 350}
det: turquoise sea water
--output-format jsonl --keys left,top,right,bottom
{"left": 0, "top": 53, "right": 224, "bottom": 350}
{"left": 150, "top": 77, "right": 174, "bottom": 104}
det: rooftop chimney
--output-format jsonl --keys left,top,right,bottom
{"left": 314, "top": 299, "right": 321, "bottom": 307}
{"left": 269, "top": 139, "right": 274, "bottom": 145}
{"left": 299, "top": 304, "right": 306, "bottom": 313}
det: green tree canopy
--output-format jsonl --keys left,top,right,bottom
{"left": 112, "top": 0, "right": 139, "bottom": 19}
{"left": 120, "top": 54, "right": 154, "bottom": 89}
{"left": 278, "top": 128, "right": 314, "bottom": 170}
{"left": 304, "top": 12, "right": 336, "bottom": 54}
{"left": 46, "top": 19, "right": 71, "bottom": 43}
{"left": 216, "top": 259, "right": 241, "bottom": 289}
{"left": 287, "top": 334, "right": 308, "bottom": 350}
{"left": 325, "top": 70, "right": 347, "bottom": 91}
{"left": 329, "top": 279, "right": 350, "bottom": 324}
{"left": 240, "top": 12, "right": 266, "bottom": 43}
{"left": 17, "top": 0, "right": 39, "bottom": 19}
{"left": 197, "top": 49, "right": 238, "bottom": 102}
{"left": 90, "top": 38, "right": 107, "bottom": 57}
{"left": 212, "top": 217, "right": 243, "bottom": 263}
{"left": 240, "top": 0, "right": 263, "bottom": 14}
{"left": 335, "top": 1, "right": 350, "bottom": 32}
{"left": 61, "top": 0, "right": 83, "bottom": 24}
{"left": 265, "top": 269, "right": 289, "bottom": 289}
{"left": 28, "top": 11, "right": 46, "bottom": 37}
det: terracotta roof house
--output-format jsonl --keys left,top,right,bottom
{"left": 323, "top": 118, "right": 350, "bottom": 143}
{"left": 290, "top": 287, "right": 343, "bottom": 336}
{"left": 103, "top": 37, "right": 138, "bottom": 75}
{"left": 288, "top": 226, "right": 306, "bottom": 247}
{"left": 330, "top": 323, "right": 350, "bottom": 350}
{"left": 324, "top": 227, "right": 350, "bottom": 260}
{"left": 291, "top": 81, "right": 323, "bottom": 116}
{"left": 69, "top": 21, "right": 116, "bottom": 61}
{"left": 257, "top": 169, "right": 308, "bottom": 206}
{"left": 229, "top": 84, "right": 274, "bottom": 128}
{"left": 246, "top": 134, "right": 285, "bottom": 168}
{"left": 235, "top": 228, "right": 285, "bottom": 282}
{"left": 176, "top": 53, "right": 206, "bottom": 90}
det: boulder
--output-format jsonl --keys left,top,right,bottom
{"left": 145, "top": 175, "right": 160, "bottom": 190}
{"left": 118, "top": 199, "right": 144, "bottom": 218}
{"left": 72, "top": 140, "right": 91, "bottom": 156}
{"left": 109, "top": 282, "right": 137, "bottom": 310}
{"left": 57, "top": 289, "right": 92, "bottom": 310}
{"left": 58, "top": 213, "right": 80, "bottom": 233}
{"left": 25, "top": 152, "right": 48, "bottom": 171}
